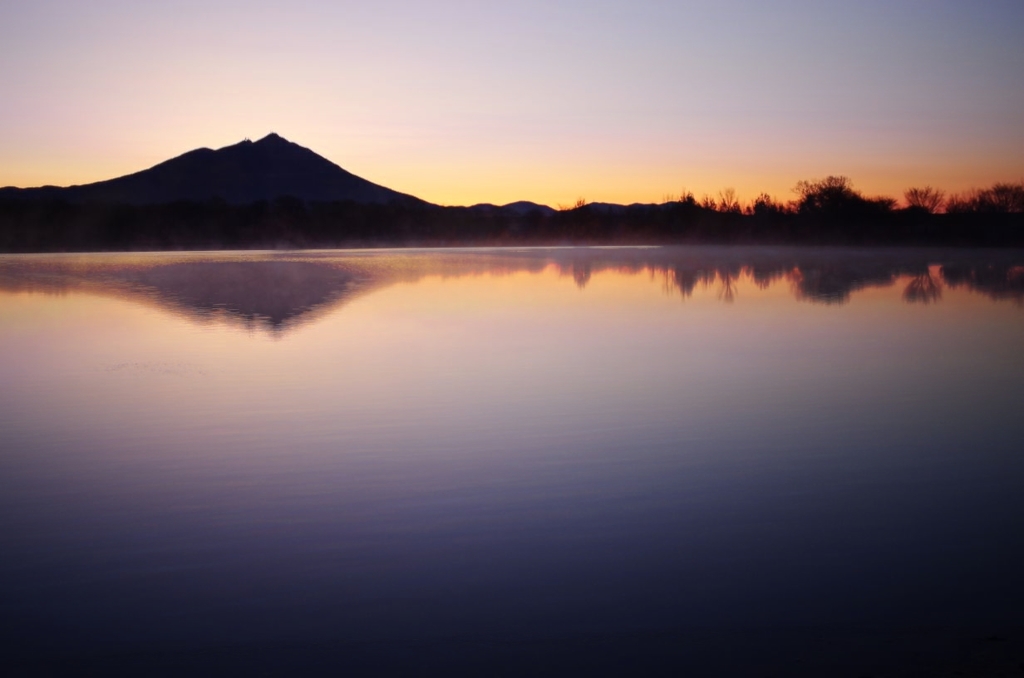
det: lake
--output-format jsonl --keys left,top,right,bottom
{"left": 1, "top": 246, "right": 1023, "bottom": 676}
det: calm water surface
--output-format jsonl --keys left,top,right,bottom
{"left": 1, "top": 247, "right": 1023, "bottom": 675}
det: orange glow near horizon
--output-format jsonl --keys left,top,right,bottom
{"left": 2, "top": 131, "right": 1021, "bottom": 209}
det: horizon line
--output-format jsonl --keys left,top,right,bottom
{"left": 3, "top": 132, "right": 1022, "bottom": 211}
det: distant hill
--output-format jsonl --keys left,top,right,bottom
{"left": 500, "top": 201, "right": 557, "bottom": 216}
{"left": 467, "top": 201, "right": 557, "bottom": 216}
{"left": 0, "top": 133, "right": 427, "bottom": 206}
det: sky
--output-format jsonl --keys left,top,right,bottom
{"left": 1, "top": 0, "right": 1023, "bottom": 207}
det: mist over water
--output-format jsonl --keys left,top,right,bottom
{"left": 1, "top": 247, "right": 1023, "bottom": 675}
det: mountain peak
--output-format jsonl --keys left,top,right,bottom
{"left": 255, "top": 132, "right": 286, "bottom": 145}
{"left": 231, "top": 133, "right": 290, "bottom": 148}
{"left": 2, "top": 134, "right": 427, "bottom": 206}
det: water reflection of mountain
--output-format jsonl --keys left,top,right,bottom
{"left": 0, "top": 255, "right": 382, "bottom": 334}
{"left": 122, "top": 260, "right": 363, "bottom": 332}
{"left": 0, "top": 248, "right": 1021, "bottom": 334}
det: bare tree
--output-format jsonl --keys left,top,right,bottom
{"left": 944, "top": 182, "right": 1024, "bottom": 213}
{"left": 717, "top": 188, "right": 741, "bottom": 213}
{"left": 904, "top": 186, "right": 945, "bottom": 213}
{"left": 985, "top": 182, "right": 1024, "bottom": 212}
{"left": 558, "top": 197, "right": 588, "bottom": 211}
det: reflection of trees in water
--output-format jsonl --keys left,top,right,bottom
{"left": 570, "top": 262, "right": 592, "bottom": 289}
{"left": 651, "top": 258, "right": 1021, "bottom": 307}
{"left": 718, "top": 275, "right": 736, "bottom": 303}
{"left": 670, "top": 268, "right": 698, "bottom": 298}
{"left": 717, "top": 267, "right": 741, "bottom": 303}
{"left": 788, "top": 265, "right": 904, "bottom": 305}
{"left": 941, "top": 264, "right": 1024, "bottom": 305}
{"left": 903, "top": 271, "right": 943, "bottom": 304}
{"left": 787, "top": 268, "right": 856, "bottom": 305}
{"left": 2, "top": 250, "right": 1022, "bottom": 334}
{"left": 748, "top": 264, "right": 790, "bottom": 290}
{"left": 666, "top": 267, "right": 718, "bottom": 299}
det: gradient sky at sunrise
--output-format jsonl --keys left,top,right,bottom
{"left": 2, "top": 0, "right": 1023, "bottom": 206}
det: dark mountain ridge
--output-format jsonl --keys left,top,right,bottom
{"left": 0, "top": 133, "right": 427, "bottom": 206}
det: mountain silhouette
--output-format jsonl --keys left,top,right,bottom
{"left": 0, "top": 133, "right": 426, "bottom": 205}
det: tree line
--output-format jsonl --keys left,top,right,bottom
{"left": 688, "top": 176, "right": 1024, "bottom": 217}
{"left": 0, "top": 177, "right": 1021, "bottom": 252}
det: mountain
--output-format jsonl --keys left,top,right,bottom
{"left": 0, "top": 133, "right": 427, "bottom": 206}
{"left": 465, "top": 201, "right": 557, "bottom": 215}
{"left": 500, "top": 201, "right": 557, "bottom": 216}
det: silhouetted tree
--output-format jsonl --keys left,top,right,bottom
{"left": 794, "top": 176, "right": 860, "bottom": 214}
{"left": 873, "top": 196, "right": 898, "bottom": 211}
{"left": 677, "top": 190, "right": 696, "bottom": 206}
{"left": 946, "top": 182, "right": 1024, "bottom": 213}
{"left": 748, "top": 193, "right": 787, "bottom": 217}
{"left": 793, "top": 175, "right": 895, "bottom": 222}
{"left": 982, "top": 182, "right": 1024, "bottom": 213}
{"left": 945, "top": 192, "right": 973, "bottom": 214}
{"left": 904, "top": 186, "right": 945, "bottom": 213}
{"left": 717, "top": 188, "right": 741, "bottom": 213}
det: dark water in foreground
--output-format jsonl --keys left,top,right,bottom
{"left": 1, "top": 247, "right": 1023, "bottom": 676}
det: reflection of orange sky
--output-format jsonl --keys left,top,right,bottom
{"left": 381, "top": 149, "right": 1024, "bottom": 207}
{"left": 0, "top": 261, "right": 1010, "bottom": 339}
{"left": 3, "top": 262, "right": 1022, "bottom": 467}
